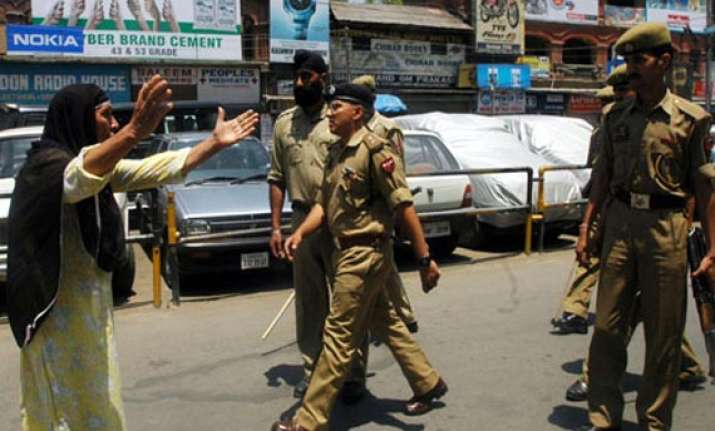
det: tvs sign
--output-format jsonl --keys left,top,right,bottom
{"left": 7, "top": 25, "right": 84, "bottom": 54}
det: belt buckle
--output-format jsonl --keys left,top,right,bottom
{"left": 630, "top": 192, "right": 650, "bottom": 210}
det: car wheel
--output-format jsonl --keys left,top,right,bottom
{"left": 428, "top": 235, "right": 458, "bottom": 259}
{"left": 112, "top": 245, "right": 136, "bottom": 304}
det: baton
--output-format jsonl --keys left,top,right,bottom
{"left": 261, "top": 290, "right": 296, "bottom": 340}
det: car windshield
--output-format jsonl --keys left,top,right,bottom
{"left": 172, "top": 137, "right": 270, "bottom": 184}
{"left": 0, "top": 136, "right": 35, "bottom": 178}
{"left": 404, "top": 134, "right": 459, "bottom": 175}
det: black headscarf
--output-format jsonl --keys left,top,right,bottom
{"left": 7, "top": 84, "right": 125, "bottom": 347}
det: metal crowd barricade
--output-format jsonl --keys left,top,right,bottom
{"left": 533, "top": 164, "right": 590, "bottom": 253}
{"left": 406, "top": 167, "right": 536, "bottom": 254}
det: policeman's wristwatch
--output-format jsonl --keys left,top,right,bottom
{"left": 417, "top": 254, "right": 433, "bottom": 269}
{"left": 283, "top": 0, "right": 316, "bottom": 40}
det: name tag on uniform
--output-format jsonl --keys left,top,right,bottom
{"left": 630, "top": 193, "right": 650, "bottom": 210}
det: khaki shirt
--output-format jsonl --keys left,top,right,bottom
{"left": 586, "top": 102, "right": 615, "bottom": 168}
{"left": 268, "top": 104, "right": 335, "bottom": 206}
{"left": 367, "top": 112, "right": 405, "bottom": 158}
{"left": 591, "top": 90, "right": 713, "bottom": 200}
{"left": 319, "top": 127, "right": 413, "bottom": 239}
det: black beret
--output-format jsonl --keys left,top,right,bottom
{"left": 326, "top": 84, "right": 375, "bottom": 108}
{"left": 293, "top": 50, "right": 328, "bottom": 74}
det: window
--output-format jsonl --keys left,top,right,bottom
{"left": 526, "top": 36, "right": 549, "bottom": 57}
{"left": 563, "top": 39, "right": 594, "bottom": 65}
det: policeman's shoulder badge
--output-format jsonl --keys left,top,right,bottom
{"left": 381, "top": 157, "right": 396, "bottom": 174}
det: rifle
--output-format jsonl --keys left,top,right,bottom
{"left": 686, "top": 227, "right": 715, "bottom": 380}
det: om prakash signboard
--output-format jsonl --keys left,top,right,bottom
{"left": 6, "top": 0, "right": 242, "bottom": 61}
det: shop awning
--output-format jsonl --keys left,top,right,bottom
{"left": 331, "top": 3, "right": 472, "bottom": 31}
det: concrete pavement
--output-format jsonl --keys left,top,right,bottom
{"left": 0, "top": 241, "right": 712, "bottom": 430}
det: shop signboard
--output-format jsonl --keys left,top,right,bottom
{"left": 525, "top": 0, "right": 598, "bottom": 25}
{"left": 270, "top": 0, "right": 329, "bottom": 63}
{"left": 476, "top": 64, "right": 531, "bottom": 90}
{"left": 0, "top": 63, "right": 130, "bottom": 105}
{"left": 526, "top": 92, "right": 567, "bottom": 114}
{"left": 130, "top": 66, "right": 260, "bottom": 104}
{"left": 604, "top": 5, "right": 646, "bottom": 27}
{"left": 568, "top": 93, "right": 601, "bottom": 114}
{"left": 6, "top": 0, "right": 242, "bottom": 60}
{"left": 474, "top": 0, "right": 524, "bottom": 55}
{"left": 458, "top": 64, "right": 476, "bottom": 88}
{"left": 331, "top": 37, "right": 466, "bottom": 88}
{"left": 517, "top": 56, "right": 550, "bottom": 79}
{"left": 646, "top": 0, "right": 706, "bottom": 32}
{"left": 476, "top": 89, "right": 526, "bottom": 114}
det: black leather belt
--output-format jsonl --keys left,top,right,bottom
{"left": 291, "top": 201, "right": 313, "bottom": 212}
{"left": 337, "top": 234, "right": 388, "bottom": 250}
{"left": 614, "top": 190, "right": 686, "bottom": 210}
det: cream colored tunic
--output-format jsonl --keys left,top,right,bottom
{"left": 20, "top": 145, "right": 189, "bottom": 431}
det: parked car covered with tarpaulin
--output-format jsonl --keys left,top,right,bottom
{"left": 395, "top": 112, "right": 590, "bottom": 238}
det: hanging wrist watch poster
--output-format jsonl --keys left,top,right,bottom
{"left": 5, "top": 0, "right": 243, "bottom": 61}
{"left": 269, "top": 0, "right": 329, "bottom": 63}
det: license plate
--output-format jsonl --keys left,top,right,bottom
{"left": 241, "top": 252, "right": 269, "bottom": 270}
{"left": 423, "top": 221, "right": 451, "bottom": 238}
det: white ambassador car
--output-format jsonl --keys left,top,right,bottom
{"left": 0, "top": 126, "right": 135, "bottom": 303}
{"left": 402, "top": 130, "right": 474, "bottom": 257}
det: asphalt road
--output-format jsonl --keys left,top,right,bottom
{"left": 0, "top": 239, "right": 713, "bottom": 430}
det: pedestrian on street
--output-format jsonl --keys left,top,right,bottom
{"left": 7, "top": 77, "right": 258, "bottom": 431}
{"left": 267, "top": 50, "right": 369, "bottom": 402}
{"left": 271, "top": 84, "right": 447, "bottom": 431}
{"left": 575, "top": 22, "right": 715, "bottom": 431}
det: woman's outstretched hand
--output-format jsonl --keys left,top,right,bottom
{"left": 211, "top": 108, "right": 260, "bottom": 149}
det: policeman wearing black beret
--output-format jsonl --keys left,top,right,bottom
{"left": 272, "top": 83, "right": 447, "bottom": 431}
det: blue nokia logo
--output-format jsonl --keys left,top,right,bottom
{"left": 7, "top": 25, "right": 84, "bottom": 54}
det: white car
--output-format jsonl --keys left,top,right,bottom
{"left": 402, "top": 130, "right": 473, "bottom": 257}
{"left": 0, "top": 126, "right": 135, "bottom": 302}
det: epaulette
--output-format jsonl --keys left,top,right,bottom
{"left": 672, "top": 95, "right": 709, "bottom": 121}
{"left": 363, "top": 132, "right": 387, "bottom": 153}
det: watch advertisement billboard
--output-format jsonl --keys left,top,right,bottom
{"left": 646, "top": 0, "right": 706, "bottom": 32}
{"left": 270, "top": 0, "right": 329, "bottom": 63}
{"left": 474, "top": 0, "right": 524, "bottom": 55}
{"left": 6, "top": 0, "right": 242, "bottom": 60}
{"left": 331, "top": 37, "right": 466, "bottom": 88}
{"left": 0, "top": 63, "right": 131, "bottom": 105}
{"left": 525, "top": 0, "right": 598, "bottom": 25}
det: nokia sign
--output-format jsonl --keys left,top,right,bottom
{"left": 7, "top": 25, "right": 84, "bottom": 54}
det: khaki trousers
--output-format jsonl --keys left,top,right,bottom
{"left": 291, "top": 211, "right": 335, "bottom": 380}
{"left": 562, "top": 256, "right": 599, "bottom": 318}
{"left": 588, "top": 200, "right": 688, "bottom": 431}
{"left": 295, "top": 243, "right": 439, "bottom": 431}
{"left": 386, "top": 259, "right": 417, "bottom": 325}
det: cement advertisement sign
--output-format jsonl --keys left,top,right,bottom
{"left": 646, "top": 0, "right": 706, "bottom": 32}
{"left": 270, "top": 0, "right": 329, "bottom": 63}
{"left": 6, "top": 0, "right": 242, "bottom": 60}
{"left": 474, "top": 0, "right": 524, "bottom": 55}
{"left": 0, "top": 63, "right": 131, "bottom": 105}
{"left": 525, "top": 0, "right": 598, "bottom": 25}
{"left": 331, "top": 37, "right": 466, "bottom": 88}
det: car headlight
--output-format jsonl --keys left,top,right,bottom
{"left": 180, "top": 219, "right": 211, "bottom": 236}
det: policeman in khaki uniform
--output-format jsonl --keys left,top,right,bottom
{"left": 577, "top": 23, "right": 715, "bottom": 431}
{"left": 351, "top": 74, "right": 418, "bottom": 332}
{"left": 272, "top": 84, "right": 447, "bottom": 431}
{"left": 553, "top": 66, "right": 632, "bottom": 336}
{"left": 268, "top": 51, "right": 366, "bottom": 399}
